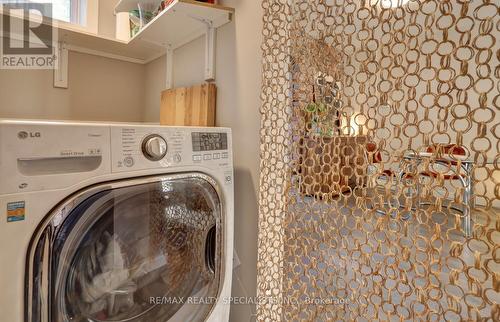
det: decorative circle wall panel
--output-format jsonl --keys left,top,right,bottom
{"left": 258, "top": 0, "right": 499, "bottom": 321}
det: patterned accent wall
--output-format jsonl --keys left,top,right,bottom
{"left": 257, "top": 1, "right": 292, "bottom": 321}
{"left": 258, "top": 0, "right": 499, "bottom": 321}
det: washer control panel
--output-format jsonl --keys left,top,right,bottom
{"left": 191, "top": 151, "right": 230, "bottom": 162}
{"left": 142, "top": 134, "right": 168, "bottom": 161}
{"left": 191, "top": 132, "right": 230, "bottom": 163}
{"left": 192, "top": 132, "right": 228, "bottom": 151}
{"left": 111, "top": 126, "right": 231, "bottom": 173}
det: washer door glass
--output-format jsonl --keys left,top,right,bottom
{"left": 50, "top": 176, "right": 222, "bottom": 322}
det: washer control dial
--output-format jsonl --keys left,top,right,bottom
{"left": 142, "top": 134, "right": 167, "bottom": 161}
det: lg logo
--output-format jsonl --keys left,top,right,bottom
{"left": 18, "top": 131, "right": 41, "bottom": 139}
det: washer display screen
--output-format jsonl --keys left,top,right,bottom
{"left": 192, "top": 132, "right": 228, "bottom": 152}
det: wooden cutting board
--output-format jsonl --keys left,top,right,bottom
{"left": 160, "top": 83, "right": 216, "bottom": 126}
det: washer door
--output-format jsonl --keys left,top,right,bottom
{"left": 26, "top": 174, "right": 223, "bottom": 322}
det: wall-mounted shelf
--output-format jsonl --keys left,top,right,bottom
{"left": 126, "top": 0, "right": 233, "bottom": 51}
{"left": 0, "top": 0, "right": 234, "bottom": 88}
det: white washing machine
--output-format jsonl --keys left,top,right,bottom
{"left": 0, "top": 120, "right": 234, "bottom": 322}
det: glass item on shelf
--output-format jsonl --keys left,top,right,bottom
{"left": 129, "top": 1, "right": 159, "bottom": 37}
{"left": 158, "top": 0, "right": 175, "bottom": 12}
{"left": 129, "top": 8, "right": 154, "bottom": 37}
{"left": 129, "top": 10, "right": 141, "bottom": 37}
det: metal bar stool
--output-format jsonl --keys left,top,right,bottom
{"left": 406, "top": 144, "right": 474, "bottom": 237}
{"left": 365, "top": 143, "right": 417, "bottom": 219}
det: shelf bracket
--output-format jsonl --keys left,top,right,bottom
{"left": 165, "top": 45, "right": 173, "bottom": 90}
{"left": 204, "top": 21, "right": 216, "bottom": 82}
{"left": 53, "top": 41, "right": 68, "bottom": 89}
{"left": 187, "top": 15, "right": 217, "bottom": 82}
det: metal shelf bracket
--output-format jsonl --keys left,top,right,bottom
{"left": 204, "top": 21, "right": 216, "bottom": 82}
{"left": 166, "top": 45, "right": 174, "bottom": 89}
{"left": 53, "top": 41, "right": 68, "bottom": 89}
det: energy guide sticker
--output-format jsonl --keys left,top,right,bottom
{"left": 7, "top": 201, "right": 25, "bottom": 222}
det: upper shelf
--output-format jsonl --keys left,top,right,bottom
{"left": 0, "top": 0, "right": 234, "bottom": 64}
{"left": 128, "top": 0, "right": 234, "bottom": 50}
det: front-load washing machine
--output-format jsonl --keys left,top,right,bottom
{"left": 0, "top": 120, "right": 234, "bottom": 322}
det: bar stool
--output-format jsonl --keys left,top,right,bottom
{"left": 365, "top": 142, "right": 414, "bottom": 218}
{"left": 415, "top": 144, "right": 473, "bottom": 236}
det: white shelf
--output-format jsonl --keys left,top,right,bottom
{"left": 129, "top": 0, "right": 233, "bottom": 51}
{"left": 57, "top": 24, "right": 166, "bottom": 63}
{"left": 0, "top": 0, "right": 234, "bottom": 64}
{"left": 0, "top": 0, "right": 232, "bottom": 88}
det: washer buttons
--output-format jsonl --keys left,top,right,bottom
{"left": 124, "top": 156, "right": 135, "bottom": 167}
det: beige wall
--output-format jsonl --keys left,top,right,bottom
{"left": 0, "top": 0, "right": 144, "bottom": 122}
{"left": 0, "top": 51, "right": 145, "bottom": 122}
{"left": 143, "top": 1, "right": 263, "bottom": 321}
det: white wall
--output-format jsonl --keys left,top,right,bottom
{"left": 143, "top": 1, "right": 263, "bottom": 321}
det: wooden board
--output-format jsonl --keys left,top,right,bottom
{"left": 160, "top": 83, "right": 216, "bottom": 126}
